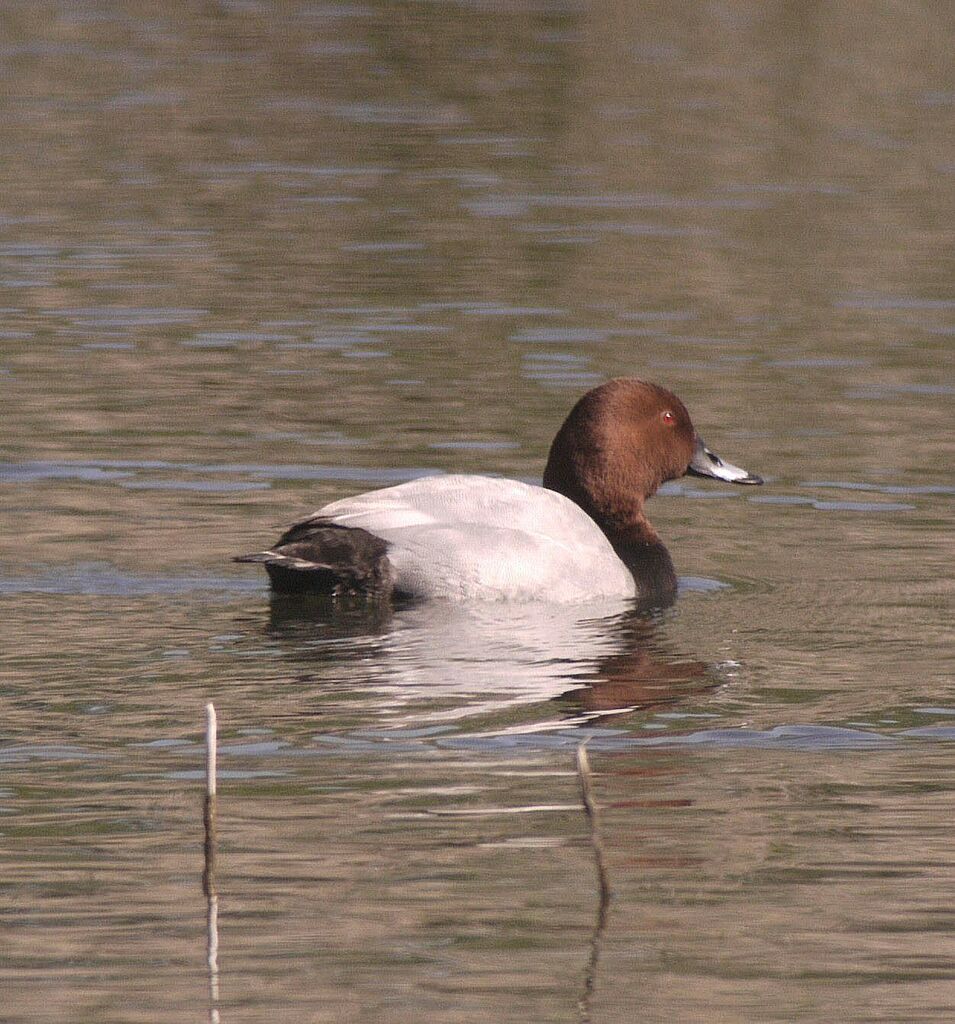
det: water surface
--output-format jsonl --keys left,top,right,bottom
{"left": 2, "top": 2, "right": 955, "bottom": 1021}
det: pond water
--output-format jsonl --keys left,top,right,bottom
{"left": 2, "top": 2, "right": 955, "bottom": 1021}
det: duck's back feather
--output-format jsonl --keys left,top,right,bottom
{"left": 301, "top": 474, "right": 634, "bottom": 601}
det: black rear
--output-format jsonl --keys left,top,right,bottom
{"left": 234, "top": 520, "right": 395, "bottom": 597}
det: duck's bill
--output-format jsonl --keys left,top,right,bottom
{"left": 687, "top": 436, "right": 763, "bottom": 485}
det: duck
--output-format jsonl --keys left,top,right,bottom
{"left": 235, "top": 378, "right": 762, "bottom": 605}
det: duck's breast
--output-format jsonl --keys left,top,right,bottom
{"left": 314, "top": 474, "right": 634, "bottom": 601}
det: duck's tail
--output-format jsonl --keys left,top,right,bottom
{"left": 234, "top": 523, "right": 394, "bottom": 596}
{"left": 234, "top": 550, "right": 322, "bottom": 570}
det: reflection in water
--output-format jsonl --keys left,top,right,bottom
{"left": 557, "top": 618, "right": 713, "bottom": 722}
{"left": 268, "top": 591, "right": 396, "bottom": 637}
{"left": 262, "top": 594, "right": 714, "bottom": 727}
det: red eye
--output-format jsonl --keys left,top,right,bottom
{"left": 661, "top": 410, "right": 676, "bottom": 426}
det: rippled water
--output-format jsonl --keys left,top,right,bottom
{"left": 2, "top": 2, "right": 955, "bottom": 1021}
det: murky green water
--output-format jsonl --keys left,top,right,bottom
{"left": 2, "top": 2, "right": 955, "bottom": 1021}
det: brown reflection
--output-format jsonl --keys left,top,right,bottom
{"left": 555, "top": 611, "right": 715, "bottom": 720}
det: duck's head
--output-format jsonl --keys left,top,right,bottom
{"left": 542, "top": 378, "right": 762, "bottom": 525}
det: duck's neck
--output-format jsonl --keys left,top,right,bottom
{"left": 541, "top": 413, "right": 680, "bottom": 605}
{"left": 542, "top": 468, "right": 677, "bottom": 605}
{"left": 601, "top": 518, "right": 678, "bottom": 606}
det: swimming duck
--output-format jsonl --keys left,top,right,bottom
{"left": 235, "top": 378, "right": 762, "bottom": 604}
